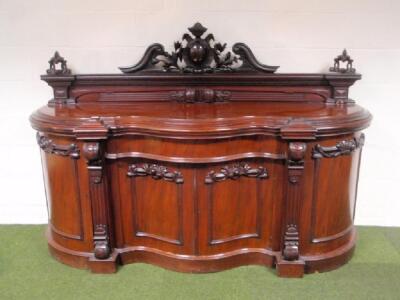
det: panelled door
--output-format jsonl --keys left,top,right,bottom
{"left": 196, "top": 159, "right": 285, "bottom": 255}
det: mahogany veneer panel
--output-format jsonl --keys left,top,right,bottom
{"left": 30, "top": 23, "right": 372, "bottom": 278}
{"left": 43, "top": 153, "right": 83, "bottom": 240}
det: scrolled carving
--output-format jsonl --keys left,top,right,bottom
{"left": 119, "top": 22, "right": 279, "bottom": 74}
{"left": 46, "top": 51, "right": 71, "bottom": 75}
{"left": 36, "top": 133, "right": 79, "bottom": 158}
{"left": 205, "top": 162, "right": 268, "bottom": 184}
{"left": 329, "top": 49, "right": 355, "bottom": 74}
{"left": 170, "top": 88, "right": 231, "bottom": 103}
{"left": 231, "top": 42, "right": 279, "bottom": 73}
{"left": 283, "top": 224, "right": 299, "bottom": 261}
{"left": 312, "top": 134, "right": 365, "bottom": 159}
{"left": 127, "top": 163, "right": 184, "bottom": 184}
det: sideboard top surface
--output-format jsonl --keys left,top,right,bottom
{"left": 30, "top": 101, "right": 371, "bottom": 139}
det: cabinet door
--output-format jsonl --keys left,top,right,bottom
{"left": 114, "top": 160, "right": 195, "bottom": 254}
{"left": 307, "top": 134, "right": 363, "bottom": 247}
{"left": 197, "top": 159, "right": 285, "bottom": 255}
{"left": 43, "top": 153, "right": 84, "bottom": 240}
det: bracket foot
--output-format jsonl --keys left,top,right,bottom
{"left": 88, "top": 251, "right": 119, "bottom": 274}
{"left": 276, "top": 257, "right": 305, "bottom": 278}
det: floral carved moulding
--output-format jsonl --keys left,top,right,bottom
{"left": 119, "top": 22, "right": 280, "bottom": 74}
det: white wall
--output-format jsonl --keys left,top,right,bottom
{"left": 0, "top": 0, "right": 399, "bottom": 226}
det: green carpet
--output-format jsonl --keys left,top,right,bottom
{"left": 0, "top": 226, "right": 399, "bottom": 300}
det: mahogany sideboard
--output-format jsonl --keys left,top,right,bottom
{"left": 30, "top": 23, "right": 372, "bottom": 277}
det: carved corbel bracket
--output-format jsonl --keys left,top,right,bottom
{"left": 83, "top": 142, "right": 104, "bottom": 184}
{"left": 276, "top": 142, "right": 306, "bottom": 277}
{"left": 287, "top": 142, "right": 306, "bottom": 190}
{"left": 284, "top": 142, "right": 306, "bottom": 261}
{"left": 41, "top": 51, "right": 75, "bottom": 105}
{"left": 288, "top": 142, "right": 307, "bottom": 164}
{"left": 78, "top": 117, "right": 110, "bottom": 259}
{"left": 83, "top": 141, "right": 111, "bottom": 260}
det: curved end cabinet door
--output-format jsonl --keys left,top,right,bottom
{"left": 300, "top": 132, "right": 365, "bottom": 272}
{"left": 38, "top": 134, "right": 92, "bottom": 256}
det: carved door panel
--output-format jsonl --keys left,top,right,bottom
{"left": 197, "top": 159, "right": 285, "bottom": 255}
{"left": 309, "top": 134, "right": 364, "bottom": 246}
{"left": 114, "top": 160, "right": 195, "bottom": 254}
{"left": 38, "top": 135, "right": 84, "bottom": 243}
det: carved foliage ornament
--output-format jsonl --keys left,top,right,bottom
{"left": 119, "top": 22, "right": 279, "bottom": 74}
{"left": 205, "top": 162, "right": 268, "bottom": 184}
{"left": 127, "top": 163, "right": 184, "bottom": 184}
{"left": 170, "top": 88, "right": 231, "bottom": 103}
{"left": 46, "top": 51, "right": 71, "bottom": 76}
{"left": 329, "top": 49, "right": 356, "bottom": 74}
{"left": 312, "top": 134, "right": 365, "bottom": 159}
{"left": 36, "top": 133, "right": 79, "bottom": 158}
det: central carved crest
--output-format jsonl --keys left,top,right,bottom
{"left": 119, "top": 22, "right": 279, "bottom": 74}
{"left": 176, "top": 22, "right": 236, "bottom": 72}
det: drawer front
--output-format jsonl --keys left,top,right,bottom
{"left": 106, "top": 135, "right": 285, "bottom": 162}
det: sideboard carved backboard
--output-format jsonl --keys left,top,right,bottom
{"left": 30, "top": 23, "right": 372, "bottom": 277}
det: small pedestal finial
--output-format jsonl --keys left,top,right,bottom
{"left": 46, "top": 51, "right": 71, "bottom": 75}
{"left": 329, "top": 49, "right": 356, "bottom": 73}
